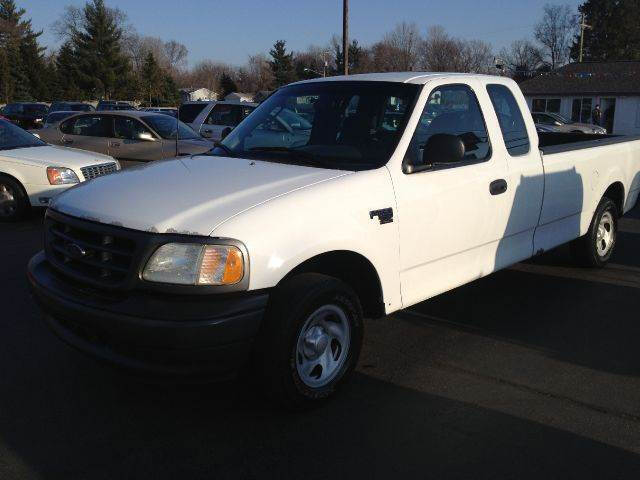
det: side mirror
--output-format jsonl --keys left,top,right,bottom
{"left": 200, "top": 128, "right": 213, "bottom": 138}
{"left": 220, "top": 128, "right": 231, "bottom": 140}
{"left": 404, "top": 134, "right": 465, "bottom": 174}
{"left": 138, "top": 132, "right": 155, "bottom": 141}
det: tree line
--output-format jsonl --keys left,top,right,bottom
{"left": 0, "top": 0, "right": 638, "bottom": 105}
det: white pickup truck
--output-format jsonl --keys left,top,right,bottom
{"left": 28, "top": 73, "right": 640, "bottom": 408}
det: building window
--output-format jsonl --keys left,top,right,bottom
{"left": 532, "top": 98, "right": 561, "bottom": 113}
{"left": 571, "top": 98, "right": 593, "bottom": 123}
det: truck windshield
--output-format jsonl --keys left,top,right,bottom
{"left": 215, "top": 81, "right": 420, "bottom": 170}
{"left": 0, "top": 120, "right": 46, "bottom": 150}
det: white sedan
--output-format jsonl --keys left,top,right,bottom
{"left": 0, "top": 119, "right": 120, "bottom": 221}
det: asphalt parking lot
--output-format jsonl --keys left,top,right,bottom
{"left": 3, "top": 206, "right": 640, "bottom": 479}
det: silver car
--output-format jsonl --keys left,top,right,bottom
{"left": 37, "top": 111, "right": 212, "bottom": 163}
{"left": 532, "top": 112, "right": 607, "bottom": 134}
{"left": 179, "top": 101, "right": 257, "bottom": 142}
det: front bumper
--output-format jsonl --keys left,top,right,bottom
{"left": 27, "top": 251, "right": 268, "bottom": 378}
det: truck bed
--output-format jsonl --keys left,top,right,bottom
{"left": 539, "top": 132, "right": 640, "bottom": 155}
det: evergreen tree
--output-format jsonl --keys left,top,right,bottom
{"left": 140, "top": 51, "right": 162, "bottom": 105}
{"left": 72, "top": 0, "right": 131, "bottom": 99}
{"left": 0, "top": 0, "right": 47, "bottom": 101}
{"left": 571, "top": 0, "right": 640, "bottom": 61}
{"left": 219, "top": 72, "right": 238, "bottom": 98}
{"left": 334, "top": 39, "right": 364, "bottom": 74}
{"left": 55, "top": 41, "right": 84, "bottom": 100}
{"left": 269, "top": 40, "right": 296, "bottom": 87}
{"left": 160, "top": 74, "right": 179, "bottom": 106}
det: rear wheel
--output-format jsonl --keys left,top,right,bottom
{"left": 254, "top": 273, "right": 363, "bottom": 409}
{"left": 0, "top": 175, "right": 30, "bottom": 222}
{"left": 571, "top": 196, "right": 618, "bottom": 267}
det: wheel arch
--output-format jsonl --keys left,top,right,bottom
{"left": 0, "top": 170, "right": 29, "bottom": 200}
{"left": 602, "top": 181, "right": 625, "bottom": 216}
{"left": 280, "top": 250, "right": 386, "bottom": 319}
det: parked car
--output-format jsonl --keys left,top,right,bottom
{"left": 180, "top": 101, "right": 257, "bottom": 142}
{"left": 28, "top": 73, "right": 640, "bottom": 408}
{"left": 42, "top": 111, "right": 78, "bottom": 129}
{"left": 144, "top": 107, "right": 178, "bottom": 117}
{"left": 2, "top": 102, "right": 49, "bottom": 129}
{"left": 48, "top": 102, "right": 95, "bottom": 114}
{"left": 96, "top": 100, "right": 136, "bottom": 111}
{"left": 0, "top": 119, "right": 119, "bottom": 221}
{"left": 532, "top": 112, "right": 606, "bottom": 134}
{"left": 37, "top": 111, "right": 212, "bottom": 162}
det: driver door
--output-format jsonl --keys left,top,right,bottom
{"left": 110, "top": 116, "right": 163, "bottom": 162}
{"left": 389, "top": 80, "right": 510, "bottom": 307}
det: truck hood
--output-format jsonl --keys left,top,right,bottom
{"left": 1, "top": 145, "right": 114, "bottom": 169}
{"left": 51, "top": 155, "right": 350, "bottom": 235}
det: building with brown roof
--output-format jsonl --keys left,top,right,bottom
{"left": 520, "top": 61, "right": 640, "bottom": 135}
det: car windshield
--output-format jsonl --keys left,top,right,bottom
{"left": 215, "top": 81, "right": 420, "bottom": 171}
{"left": 549, "top": 113, "right": 573, "bottom": 124}
{"left": 0, "top": 120, "right": 46, "bottom": 150}
{"left": 144, "top": 114, "right": 200, "bottom": 140}
{"left": 24, "top": 104, "right": 48, "bottom": 115}
{"left": 46, "top": 112, "right": 76, "bottom": 124}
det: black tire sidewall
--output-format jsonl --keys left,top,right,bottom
{"left": 0, "top": 176, "right": 29, "bottom": 222}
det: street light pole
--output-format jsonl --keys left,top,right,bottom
{"left": 343, "top": 0, "right": 349, "bottom": 75}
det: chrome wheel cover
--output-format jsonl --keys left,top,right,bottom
{"left": 295, "top": 304, "right": 351, "bottom": 388}
{"left": 0, "top": 183, "right": 17, "bottom": 218}
{"left": 596, "top": 211, "right": 615, "bottom": 257}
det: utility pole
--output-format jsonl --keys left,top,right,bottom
{"left": 579, "top": 12, "right": 591, "bottom": 63}
{"left": 343, "top": 0, "right": 349, "bottom": 75}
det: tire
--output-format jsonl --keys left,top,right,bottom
{"left": 0, "top": 175, "right": 30, "bottom": 222}
{"left": 254, "top": 273, "right": 364, "bottom": 409}
{"left": 571, "top": 196, "right": 618, "bottom": 267}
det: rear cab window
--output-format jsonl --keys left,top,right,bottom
{"left": 486, "top": 84, "right": 530, "bottom": 156}
{"left": 205, "top": 104, "right": 241, "bottom": 126}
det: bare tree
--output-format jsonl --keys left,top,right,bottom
{"left": 164, "top": 40, "right": 188, "bottom": 72}
{"left": 534, "top": 4, "right": 577, "bottom": 70}
{"left": 382, "top": 21, "right": 421, "bottom": 71}
{"left": 420, "top": 26, "right": 493, "bottom": 73}
{"left": 498, "top": 39, "right": 544, "bottom": 82}
{"left": 236, "top": 54, "right": 274, "bottom": 92}
{"left": 52, "top": 4, "right": 128, "bottom": 40}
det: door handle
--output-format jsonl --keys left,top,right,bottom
{"left": 489, "top": 179, "right": 508, "bottom": 195}
{"left": 62, "top": 138, "right": 73, "bottom": 144}
{"left": 110, "top": 142, "right": 120, "bottom": 147}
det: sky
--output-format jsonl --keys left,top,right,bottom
{"left": 18, "top": 0, "right": 585, "bottom": 67}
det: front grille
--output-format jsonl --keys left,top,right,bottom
{"left": 80, "top": 162, "right": 118, "bottom": 181}
{"left": 45, "top": 212, "right": 137, "bottom": 288}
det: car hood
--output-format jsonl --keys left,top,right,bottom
{"left": 0, "top": 145, "right": 114, "bottom": 169}
{"left": 51, "top": 155, "right": 351, "bottom": 236}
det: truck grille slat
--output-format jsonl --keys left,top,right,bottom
{"left": 45, "top": 213, "right": 138, "bottom": 288}
{"left": 80, "top": 162, "right": 118, "bottom": 180}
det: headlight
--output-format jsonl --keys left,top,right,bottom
{"left": 47, "top": 166, "right": 79, "bottom": 185}
{"left": 142, "top": 243, "right": 244, "bottom": 285}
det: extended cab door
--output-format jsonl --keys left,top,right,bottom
{"left": 389, "top": 80, "right": 512, "bottom": 307}
{"left": 483, "top": 82, "right": 544, "bottom": 269}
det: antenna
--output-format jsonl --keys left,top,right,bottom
{"left": 175, "top": 94, "right": 179, "bottom": 157}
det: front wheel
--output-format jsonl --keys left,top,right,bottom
{"left": 571, "top": 196, "right": 618, "bottom": 267}
{"left": 254, "top": 273, "right": 363, "bottom": 409}
{"left": 0, "top": 175, "right": 30, "bottom": 222}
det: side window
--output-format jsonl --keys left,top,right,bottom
{"left": 408, "top": 84, "right": 491, "bottom": 167}
{"left": 114, "top": 117, "right": 152, "bottom": 140}
{"left": 69, "top": 115, "right": 111, "bottom": 137}
{"left": 486, "top": 84, "right": 530, "bottom": 156}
